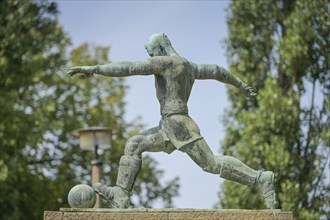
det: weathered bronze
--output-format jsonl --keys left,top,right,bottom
{"left": 68, "top": 33, "right": 278, "bottom": 209}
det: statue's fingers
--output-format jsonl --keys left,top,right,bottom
{"left": 68, "top": 68, "right": 79, "bottom": 76}
{"left": 68, "top": 67, "right": 83, "bottom": 76}
{"left": 250, "top": 92, "right": 257, "bottom": 98}
{"left": 67, "top": 70, "right": 76, "bottom": 76}
{"left": 247, "top": 88, "right": 257, "bottom": 97}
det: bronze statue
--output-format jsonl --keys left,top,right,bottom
{"left": 68, "top": 32, "right": 278, "bottom": 209}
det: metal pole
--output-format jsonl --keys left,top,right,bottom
{"left": 91, "top": 159, "right": 102, "bottom": 208}
{"left": 92, "top": 131, "right": 102, "bottom": 208}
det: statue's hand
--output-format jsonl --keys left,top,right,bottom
{"left": 67, "top": 66, "right": 95, "bottom": 79}
{"left": 244, "top": 86, "right": 257, "bottom": 98}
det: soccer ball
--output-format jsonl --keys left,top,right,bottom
{"left": 68, "top": 184, "right": 96, "bottom": 208}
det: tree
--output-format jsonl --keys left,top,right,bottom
{"left": 218, "top": 0, "right": 329, "bottom": 219}
{"left": 0, "top": 1, "right": 69, "bottom": 219}
{"left": 0, "top": 1, "right": 179, "bottom": 219}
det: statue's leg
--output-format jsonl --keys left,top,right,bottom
{"left": 94, "top": 128, "right": 166, "bottom": 208}
{"left": 181, "top": 138, "right": 278, "bottom": 209}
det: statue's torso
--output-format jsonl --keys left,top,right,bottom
{"left": 155, "top": 57, "right": 195, "bottom": 117}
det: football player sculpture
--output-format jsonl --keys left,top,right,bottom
{"left": 68, "top": 32, "right": 278, "bottom": 209}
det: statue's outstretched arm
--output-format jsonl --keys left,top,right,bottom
{"left": 68, "top": 57, "right": 171, "bottom": 78}
{"left": 194, "top": 63, "right": 257, "bottom": 98}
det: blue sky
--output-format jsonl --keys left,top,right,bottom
{"left": 57, "top": 0, "right": 232, "bottom": 208}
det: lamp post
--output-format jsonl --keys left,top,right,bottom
{"left": 71, "top": 126, "right": 112, "bottom": 208}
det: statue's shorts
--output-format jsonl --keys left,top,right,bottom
{"left": 159, "top": 114, "right": 203, "bottom": 154}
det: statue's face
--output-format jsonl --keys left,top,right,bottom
{"left": 145, "top": 33, "right": 163, "bottom": 57}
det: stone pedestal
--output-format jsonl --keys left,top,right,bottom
{"left": 44, "top": 208, "right": 293, "bottom": 220}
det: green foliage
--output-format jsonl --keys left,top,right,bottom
{"left": 218, "top": 0, "right": 330, "bottom": 219}
{"left": 0, "top": 1, "right": 69, "bottom": 219}
{"left": 0, "top": 1, "right": 179, "bottom": 219}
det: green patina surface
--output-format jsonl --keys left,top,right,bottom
{"left": 68, "top": 33, "right": 277, "bottom": 209}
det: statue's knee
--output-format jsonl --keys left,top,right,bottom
{"left": 200, "top": 161, "right": 217, "bottom": 174}
{"left": 202, "top": 156, "right": 223, "bottom": 174}
{"left": 124, "top": 135, "right": 144, "bottom": 156}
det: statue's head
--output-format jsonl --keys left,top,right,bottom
{"left": 145, "top": 32, "right": 178, "bottom": 57}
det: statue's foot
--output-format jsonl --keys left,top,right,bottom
{"left": 256, "top": 171, "right": 278, "bottom": 209}
{"left": 93, "top": 183, "right": 130, "bottom": 208}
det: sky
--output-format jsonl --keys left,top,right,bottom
{"left": 56, "top": 0, "right": 232, "bottom": 209}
